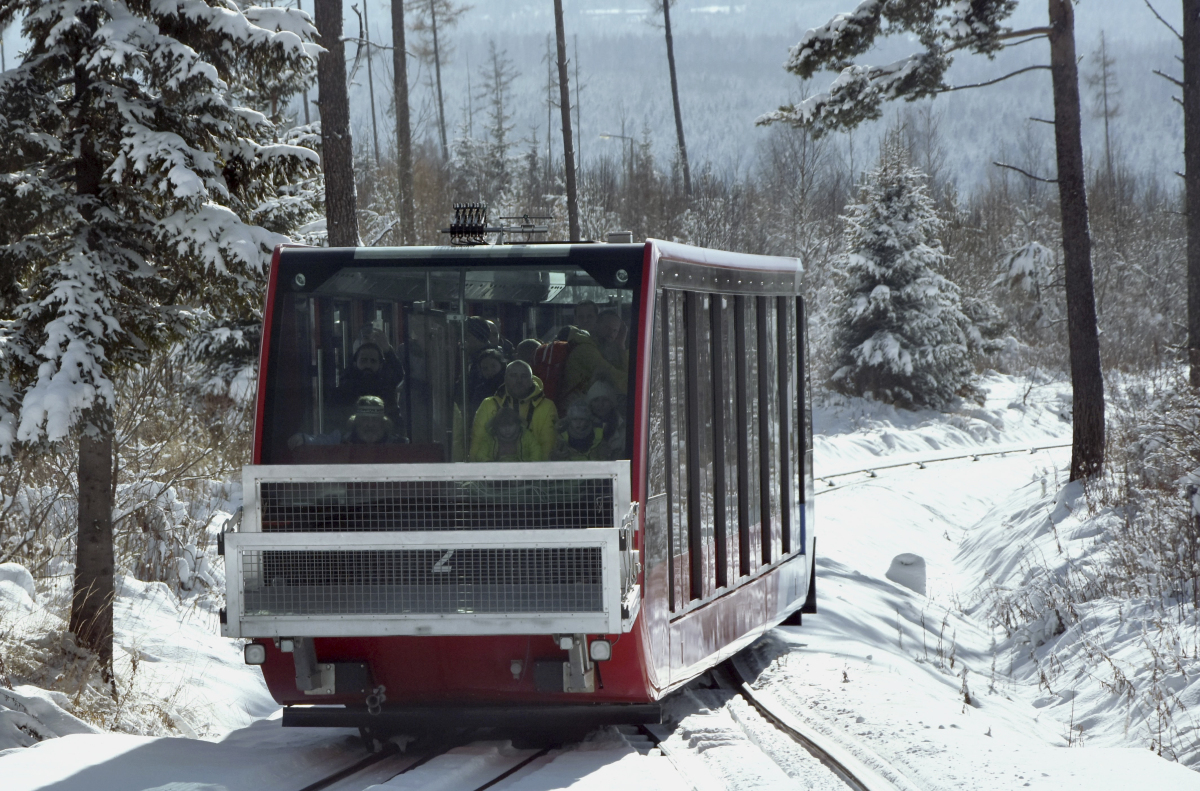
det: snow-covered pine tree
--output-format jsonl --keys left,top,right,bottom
{"left": 830, "top": 137, "right": 974, "bottom": 409}
{"left": 0, "top": 0, "right": 319, "bottom": 668}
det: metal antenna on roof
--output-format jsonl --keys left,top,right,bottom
{"left": 442, "top": 204, "right": 554, "bottom": 246}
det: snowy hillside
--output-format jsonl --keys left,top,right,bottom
{"left": 4, "top": 373, "right": 1199, "bottom": 789}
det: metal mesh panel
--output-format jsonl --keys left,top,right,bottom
{"left": 259, "top": 479, "right": 615, "bottom": 532}
{"left": 241, "top": 547, "right": 604, "bottom": 615}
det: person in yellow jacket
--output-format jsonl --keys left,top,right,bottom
{"left": 551, "top": 401, "right": 606, "bottom": 461}
{"left": 562, "top": 326, "right": 628, "bottom": 403}
{"left": 470, "top": 361, "right": 558, "bottom": 461}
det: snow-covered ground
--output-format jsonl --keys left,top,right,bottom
{"left": 3, "top": 373, "right": 1199, "bottom": 789}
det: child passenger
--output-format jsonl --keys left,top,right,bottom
{"left": 470, "top": 406, "right": 540, "bottom": 462}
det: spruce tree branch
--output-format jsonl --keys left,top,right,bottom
{"left": 1142, "top": 0, "right": 1183, "bottom": 40}
{"left": 938, "top": 65, "right": 1050, "bottom": 94}
{"left": 1030, "top": 117, "right": 1055, "bottom": 125}
{"left": 993, "top": 162, "right": 1058, "bottom": 183}
{"left": 1172, "top": 95, "right": 1184, "bottom": 107}
{"left": 1153, "top": 69, "right": 1183, "bottom": 88}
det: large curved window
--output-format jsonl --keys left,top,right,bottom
{"left": 260, "top": 265, "right": 637, "bottom": 466}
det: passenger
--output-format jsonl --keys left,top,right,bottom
{"left": 463, "top": 314, "right": 492, "bottom": 367}
{"left": 551, "top": 401, "right": 605, "bottom": 461}
{"left": 471, "top": 406, "right": 541, "bottom": 462}
{"left": 335, "top": 342, "right": 401, "bottom": 422}
{"left": 465, "top": 348, "right": 506, "bottom": 432}
{"left": 454, "top": 316, "right": 495, "bottom": 417}
{"left": 573, "top": 300, "right": 599, "bottom": 337}
{"left": 595, "top": 310, "right": 629, "bottom": 368}
{"left": 586, "top": 380, "right": 625, "bottom": 460}
{"left": 515, "top": 338, "right": 541, "bottom": 367}
{"left": 487, "top": 319, "right": 515, "bottom": 360}
{"left": 562, "top": 326, "right": 628, "bottom": 403}
{"left": 470, "top": 360, "right": 558, "bottom": 461}
{"left": 356, "top": 324, "right": 403, "bottom": 384}
{"left": 288, "top": 396, "right": 400, "bottom": 448}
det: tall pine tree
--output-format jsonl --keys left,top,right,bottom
{"left": 830, "top": 138, "right": 974, "bottom": 409}
{"left": 0, "top": 0, "right": 319, "bottom": 668}
{"left": 761, "top": 0, "right": 1106, "bottom": 481}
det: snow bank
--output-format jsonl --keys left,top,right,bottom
{"left": 0, "top": 556, "right": 276, "bottom": 755}
{"left": 0, "top": 562, "right": 36, "bottom": 614}
{"left": 814, "top": 372, "right": 1071, "bottom": 478}
{"left": 0, "top": 687, "right": 100, "bottom": 751}
{"left": 960, "top": 478, "right": 1200, "bottom": 765}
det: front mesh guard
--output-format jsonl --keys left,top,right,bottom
{"left": 222, "top": 461, "right": 636, "bottom": 638}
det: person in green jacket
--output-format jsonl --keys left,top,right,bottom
{"left": 562, "top": 326, "right": 628, "bottom": 403}
{"left": 470, "top": 361, "right": 558, "bottom": 461}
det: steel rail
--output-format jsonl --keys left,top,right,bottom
{"left": 296, "top": 741, "right": 404, "bottom": 791}
{"left": 469, "top": 746, "right": 553, "bottom": 791}
{"left": 723, "top": 658, "right": 916, "bottom": 791}
{"left": 814, "top": 442, "right": 1070, "bottom": 495}
{"left": 295, "top": 739, "right": 452, "bottom": 791}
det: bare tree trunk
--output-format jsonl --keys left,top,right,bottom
{"left": 431, "top": 0, "right": 448, "bottom": 162}
{"left": 662, "top": 0, "right": 691, "bottom": 197}
{"left": 1048, "top": 0, "right": 1104, "bottom": 480}
{"left": 68, "top": 56, "right": 114, "bottom": 672}
{"left": 315, "top": 0, "right": 359, "bottom": 247}
{"left": 1185, "top": 0, "right": 1200, "bottom": 387}
{"left": 393, "top": 0, "right": 416, "bottom": 243}
{"left": 71, "top": 405, "right": 114, "bottom": 672}
{"left": 363, "top": 0, "right": 380, "bottom": 165}
{"left": 300, "top": 0, "right": 310, "bottom": 124}
{"left": 553, "top": 0, "right": 579, "bottom": 242}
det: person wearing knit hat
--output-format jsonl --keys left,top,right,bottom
{"left": 587, "top": 380, "right": 625, "bottom": 460}
{"left": 551, "top": 400, "right": 605, "bottom": 461}
{"left": 287, "top": 395, "right": 398, "bottom": 449}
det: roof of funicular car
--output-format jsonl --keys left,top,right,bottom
{"left": 274, "top": 241, "right": 800, "bottom": 273}
{"left": 273, "top": 242, "right": 649, "bottom": 291}
{"left": 272, "top": 241, "right": 802, "bottom": 298}
{"left": 647, "top": 238, "right": 803, "bottom": 277}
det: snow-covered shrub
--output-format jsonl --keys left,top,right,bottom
{"left": 975, "top": 370, "right": 1200, "bottom": 764}
{"left": 828, "top": 137, "right": 976, "bottom": 408}
{"left": 0, "top": 347, "right": 248, "bottom": 594}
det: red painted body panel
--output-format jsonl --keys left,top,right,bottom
{"left": 252, "top": 247, "right": 283, "bottom": 466}
{"left": 250, "top": 242, "right": 809, "bottom": 710}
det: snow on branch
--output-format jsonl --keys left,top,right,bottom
{"left": 759, "top": 53, "right": 946, "bottom": 138}
{"left": 786, "top": 0, "right": 883, "bottom": 79}
{"left": 769, "top": 0, "right": 1024, "bottom": 136}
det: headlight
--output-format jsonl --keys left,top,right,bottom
{"left": 589, "top": 639, "right": 612, "bottom": 662}
{"left": 244, "top": 643, "right": 267, "bottom": 665}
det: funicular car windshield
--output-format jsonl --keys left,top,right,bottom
{"left": 259, "top": 255, "right": 638, "bottom": 468}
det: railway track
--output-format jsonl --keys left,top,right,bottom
{"left": 718, "top": 657, "right": 915, "bottom": 791}
{"left": 294, "top": 729, "right": 649, "bottom": 791}
{"left": 814, "top": 442, "right": 1070, "bottom": 496}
